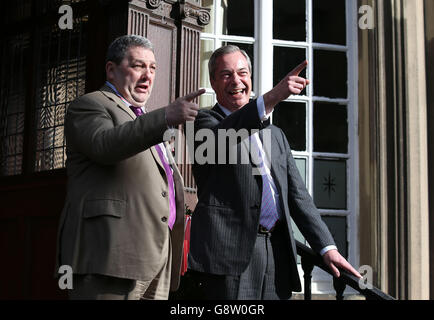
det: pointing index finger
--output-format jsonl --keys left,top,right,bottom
{"left": 289, "top": 60, "right": 308, "bottom": 76}
{"left": 184, "top": 88, "right": 206, "bottom": 102}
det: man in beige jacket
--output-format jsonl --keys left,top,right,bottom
{"left": 56, "top": 35, "right": 204, "bottom": 300}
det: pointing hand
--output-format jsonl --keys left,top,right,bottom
{"left": 165, "top": 89, "right": 206, "bottom": 126}
{"left": 263, "top": 60, "right": 310, "bottom": 113}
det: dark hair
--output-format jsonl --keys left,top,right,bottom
{"left": 208, "top": 45, "right": 252, "bottom": 80}
{"left": 106, "top": 35, "right": 154, "bottom": 65}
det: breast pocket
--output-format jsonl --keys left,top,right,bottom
{"left": 82, "top": 199, "right": 126, "bottom": 219}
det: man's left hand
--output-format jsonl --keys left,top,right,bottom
{"left": 322, "top": 249, "right": 362, "bottom": 279}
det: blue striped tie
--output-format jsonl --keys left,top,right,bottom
{"left": 260, "top": 173, "right": 280, "bottom": 230}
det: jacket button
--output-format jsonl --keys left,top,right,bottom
{"left": 162, "top": 191, "right": 167, "bottom": 197}
{"left": 161, "top": 217, "right": 167, "bottom": 222}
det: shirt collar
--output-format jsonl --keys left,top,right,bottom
{"left": 105, "top": 81, "right": 147, "bottom": 113}
{"left": 105, "top": 81, "right": 129, "bottom": 106}
{"left": 217, "top": 103, "right": 232, "bottom": 116}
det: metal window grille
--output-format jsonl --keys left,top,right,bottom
{"left": 34, "top": 16, "right": 87, "bottom": 172}
{"left": 0, "top": 0, "right": 88, "bottom": 176}
{"left": 0, "top": 34, "right": 30, "bottom": 176}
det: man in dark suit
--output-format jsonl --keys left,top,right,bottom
{"left": 187, "top": 45, "right": 361, "bottom": 300}
{"left": 56, "top": 35, "right": 204, "bottom": 300}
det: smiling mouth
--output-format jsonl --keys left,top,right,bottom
{"left": 229, "top": 88, "right": 246, "bottom": 95}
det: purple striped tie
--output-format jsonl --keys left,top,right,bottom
{"left": 251, "top": 135, "right": 280, "bottom": 231}
{"left": 130, "top": 106, "right": 176, "bottom": 230}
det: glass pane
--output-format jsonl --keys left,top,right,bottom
{"left": 53, "top": 147, "right": 65, "bottom": 169}
{"left": 295, "top": 158, "right": 306, "bottom": 185}
{"left": 16, "top": 135, "right": 24, "bottom": 154}
{"left": 54, "top": 127, "right": 64, "bottom": 148}
{"left": 273, "top": 102, "right": 306, "bottom": 151}
{"left": 35, "top": 152, "right": 42, "bottom": 171}
{"left": 6, "top": 114, "right": 25, "bottom": 135}
{"left": 222, "top": 42, "right": 255, "bottom": 86}
{"left": 291, "top": 218, "right": 305, "bottom": 263}
{"left": 322, "top": 216, "right": 347, "bottom": 258}
{"left": 4, "top": 0, "right": 32, "bottom": 24}
{"left": 273, "top": 47, "right": 307, "bottom": 94}
{"left": 4, "top": 156, "right": 21, "bottom": 175}
{"left": 313, "top": 102, "right": 348, "bottom": 153}
{"left": 42, "top": 127, "right": 55, "bottom": 151}
{"left": 36, "top": 0, "right": 88, "bottom": 16}
{"left": 201, "top": 0, "right": 215, "bottom": 34}
{"left": 6, "top": 115, "right": 16, "bottom": 135}
{"left": 313, "top": 159, "right": 347, "bottom": 210}
{"left": 36, "top": 131, "right": 44, "bottom": 151}
{"left": 6, "top": 135, "right": 23, "bottom": 155}
{"left": 221, "top": 0, "right": 254, "bottom": 37}
{"left": 35, "top": 149, "right": 54, "bottom": 171}
{"left": 199, "top": 94, "right": 214, "bottom": 110}
{"left": 313, "top": 0, "right": 346, "bottom": 45}
{"left": 313, "top": 50, "right": 347, "bottom": 98}
{"left": 37, "top": 106, "right": 55, "bottom": 129}
{"left": 273, "top": 0, "right": 306, "bottom": 41}
{"left": 200, "top": 39, "right": 214, "bottom": 89}
{"left": 55, "top": 104, "right": 66, "bottom": 126}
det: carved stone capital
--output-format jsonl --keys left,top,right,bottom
{"left": 129, "top": 0, "right": 210, "bottom": 28}
{"left": 132, "top": 0, "right": 174, "bottom": 20}
{"left": 180, "top": 2, "right": 210, "bottom": 26}
{"left": 146, "top": 0, "right": 162, "bottom": 9}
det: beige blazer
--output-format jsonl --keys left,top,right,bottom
{"left": 56, "top": 84, "right": 185, "bottom": 290}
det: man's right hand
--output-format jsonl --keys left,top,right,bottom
{"left": 165, "top": 89, "right": 205, "bottom": 126}
{"left": 263, "top": 60, "right": 310, "bottom": 114}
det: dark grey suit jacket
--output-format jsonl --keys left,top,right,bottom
{"left": 188, "top": 100, "right": 335, "bottom": 291}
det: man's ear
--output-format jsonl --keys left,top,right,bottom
{"left": 210, "top": 77, "right": 216, "bottom": 92}
{"left": 106, "top": 61, "right": 115, "bottom": 82}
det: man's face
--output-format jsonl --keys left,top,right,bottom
{"left": 210, "top": 51, "right": 252, "bottom": 112}
{"left": 106, "top": 46, "right": 156, "bottom": 107}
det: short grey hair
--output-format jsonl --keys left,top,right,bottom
{"left": 208, "top": 45, "right": 252, "bottom": 80}
{"left": 106, "top": 35, "right": 154, "bottom": 65}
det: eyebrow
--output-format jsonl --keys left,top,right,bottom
{"left": 130, "top": 59, "right": 156, "bottom": 65}
{"left": 219, "top": 67, "right": 249, "bottom": 74}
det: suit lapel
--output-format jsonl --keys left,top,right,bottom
{"left": 99, "top": 84, "right": 137, "bottom": 120}
{"left": 150, "top": 145, "right": 165, "bottom": 171}
{"left": 164, "top": 141, "right": 183, "bottom": 183}
{"left": 99, "top": 84, "right": 167, "bottom": 171}
{"left": 150, "top": 142, "right": 182, "bottom": 183}
{"left": 213, "top": 103, "right": 281, "bottom": 184}
{"left": 212, "top": 103, "right": 227, "bottom": 118}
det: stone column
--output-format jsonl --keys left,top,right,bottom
{"left": 403, "top": 0, "right": 430, "bottom": 300}
{"left": 425, "top": 0, "right": 434, "bottom": 300}
{"left": 358, "top": 0, "right": 430, "bottom": 299}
